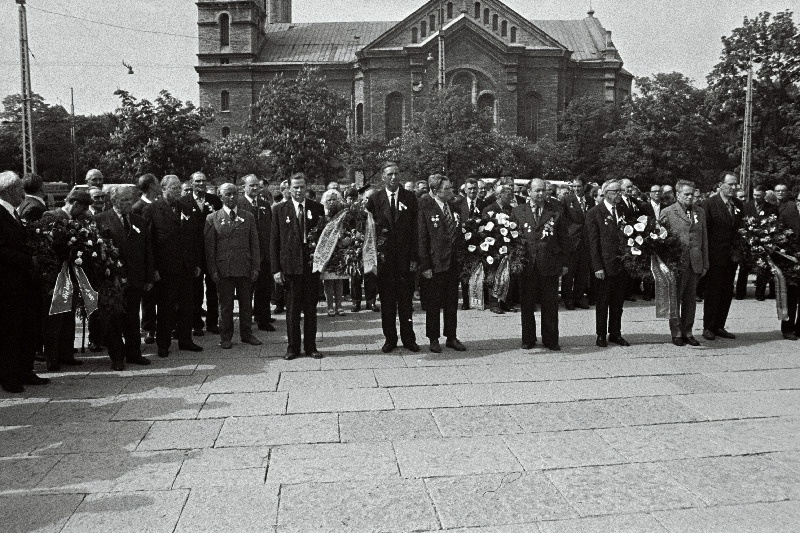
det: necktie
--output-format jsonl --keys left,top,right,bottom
{"left": 253, "top": 198, "right": 259, "bottom": 219}
{"left": 612, "top": 206, "right": 618, "bottom": 224}
{"left": 727, "top": 201, "right": 734, "bottom": 217}
{"left": 470, "top": 200, "right": 477, "bottom": 216}
{"left": 13, "top": 209, "right": 23, "bottom": 225}
{"left": 298, "top": 203, "right": 306, "bottom": 244}
{"left": 533, "top": 206, "right": 540, "bottom": 225}
{"left": 122, "top": 215, "right": 131, "bottom": 234}
{"left": 390, "top": 193, "right": 397, "bottom": 221}
{"left": 442, "top": 202, "right": 454, "bottom": 235}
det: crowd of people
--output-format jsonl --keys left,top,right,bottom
{"left": 1, "top": 163, "right": 799, "bottom": 394}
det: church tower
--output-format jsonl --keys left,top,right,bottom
{"left": 196, "top": 0, "right": 266, "bottom": 66}
{"left": 268, "top": 0, "right": 291, "bottom": 23}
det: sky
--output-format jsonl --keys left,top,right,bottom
{"left": 0, "top": 0, "right": 795, "bottom": 116}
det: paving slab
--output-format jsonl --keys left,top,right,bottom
{"left": 0, "top": 399, "right": 49, "bottom": 425}
{"left": 175, "top": 485, "right": 279, "bottom": 532}
{"left": 214, "top": 413, "right": 338, "bottom": 447}
{"left": 111, "top": 396, "right": 207, "bottom": 421}
{"left": 197, "top": 391, "right": 287, "bottom": 418}
{"left": 537, "top": 513, "right": 668, "bottom": 533}
{"left": 286, "top": 387, "right": 394, "bottom": 413}
{"left": 339, "top": 410, "right": 441, "bottom": 441}
{"left": 506, "top": 402, "right": 621, "bottom": 433}
{"left": 432, "top": 406, "right": 524, "bottom": 437}
{"left": 198, "top": 373, "right": 279, "bottom": 394}
{"left": 394, "top": 436, "right": 522, "bottom": 478}
{"left": 0, "top": 493, "right": 84, "bottom": 533}
{"left": 0, "top": 455, "right": 62, "bottom": 492}
{"left": 136, "top": 419, "right": 223, "bottom": 451}
{"left": 267, "top": 441, "right": 399, "bottom": 483}
{"left": 31, "top": 421, "right": 152, "bottom": 455}
{"left": 278, "top": 369, "right": 377, "bottom": 390}
{"left": 374, "top": 366, "right": 471, "bottom": 387}
{"left": 653, "top": 500, "right": 800, "bottom": 532}
{"left": 60, "top": 489, "right": 189, "bottom": 533}
{"left": 597, "top": 422, "right": 740, "bottom": 462}
{"left": 504, "top": 430, "right": 626, "bottom": 470}
{"left": 389, "top": 385, "right": 462, "bottom": 409}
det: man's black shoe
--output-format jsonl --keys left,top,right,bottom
{"left": 1, "top": 383, "right": 24, "bottom": 394}
{"left": 46, "top": 362, "right": 61, "bottom": 372}
{"left": 608, "top": 335, "right": 630, "bottom": 347}
{"left": 672, "top": 337, "right": 685, "bottom": 347}
{"left": 596, "top": 335, "right": 608, "bottom": 348}
{"left": 715, "top": 328, "right": 736, "bottom": 339}
{"left": 564, "top": 302, "right": 576, "bottom": 310}
{"left": 370, "top": 303, "right": 380, "bottom": 312}
{"left": 490, "top": 307, "right": 505, "bottom": 314}
{"left": 461, "top": 303, "right": 471, "bottom": 311}
{"left": 783, "top": 332, "right": 799, "bottom": 341}
{"left": 273, "top": 306, "right": 285, "bottom": 314}
{"left": 158, "top": 348, "right": 169, "bottom": 358}
{"left": 381, "top": 342, "right": 396, "bottom": 354}
{"left": 111, "top": 359, "right": 125, "bottom": 371}
{"left": 258, "top": 323, "right": 276, "bottom": 332}
{"left": 702, "top": 329, "right": 716, "bottom": 340}
{"left": 684, "top": 336, "right": 701, "bottom": 346}
{"left": 126, "top": 355, "right": 151, "bottom": 366}
{"left": 268, "top": 317, "right": 277, "bottom": 323}
{"left": 403, "top": 342, "right": 421, "bottom": 353}
{"left": 206, "top": 325, "right": 220, "bottom": 335}
{"left": 544, "top": 343, "right": 561, "bottom": 351}
{"left": 178, "top": 342, "right": 204, "bottom": 352}
{"left": 351, "top": 303, "right": 361, "bottom": 312}
{"left": 521, "top": 342, "right": 537, "bottom": 350}
{"left": 192, "top": 328, "right": 204, "bottom": 337}
{"left": 446, "top": 338, "right": 466, "bottom": 351}
{"left": 284, "top": 351, "right": 298, "bottom": 360}
{"left": 144, "top": 332, "right": 156, "bottom": 345}
{"left": 429, "top": 340, "right": 442, "bottom": 353}
{"left": 88, "top": 342, "right": 103, "bottom": 353}
{"left": 60, "top": 357, "right": 83, "bottom": 366}
{"left": 306, "top": 350, "right": 323, "bottom": 359}
{"left": 23, "top": 373, "right": 50, "bottom": 385}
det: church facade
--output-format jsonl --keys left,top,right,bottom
{"left": 196, "top": 0, "right": 632, "bottom": 143}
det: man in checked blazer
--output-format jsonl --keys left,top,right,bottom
{"left": 205, "top": 183, "right": 261, "bottom": 350}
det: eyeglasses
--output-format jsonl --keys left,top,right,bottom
{"left": 605, "top": 188, "right": 622, "bottom": 194}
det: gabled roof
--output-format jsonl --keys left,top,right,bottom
{"left": 532, "top": 17, "right": 610, "bottom": 62}
{"left": 260, "top": 22, "right": 395, "bottom": 63}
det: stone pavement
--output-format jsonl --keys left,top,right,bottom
{"left": 1, "top": 295, "right": 799, "bottom": 532}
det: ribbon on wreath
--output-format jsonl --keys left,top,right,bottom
{"left": 468, "top": 263, "right": 485, "bottom": 310}
{"left": 767, "top": 256, "right": 790, "bottom": 321}
{"left": 312, "top": 209, "right": 377, "bottom": 276}
{"left": 491, "top": 257, "right": 512, "bottom": 302}
{"left": 651, "top": 253, "right": 679, "bottom": 320}
{"left": 49, "top": 261, "right": 99, "bottom": 316}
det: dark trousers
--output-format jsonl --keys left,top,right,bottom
{"left": 782, "top": 285, "right": 800, "bottom": 335}
{"left": 351, "top": 272, "right": 377, "bottom": 303}
{"left": 88, "top": 310, "right": 106, "bottom": 346}
{"left": 252, "top": 261, "right": 272, "bottom": 327}
{"left": 273, "top": 281, "right": 285, "bottom": 309}
{"left": 192, "top": 273, "right": 219, "bottom": 330}
{"left": 596, "top": 274, "right": 625, "bottom": 336}
{"left": 285, "top": 272, "right": 320, "bottom": 353}
{"left": 425, "top": 268, "right": 459, "bottom": 341}
{"left": 44, "top": 308, "right": 76, "bottom": 364}
{"left": 219, "top": 276, "right": 253, "bottom": 343}
{"left": 737, "top": 266, "right": 772, "bottom": 299}
{"left": 0, "top": 296, "right": 33, "bottom": 386}
{"left": 377, "top": 272, "right": 416, "bottom": 346}
{"left": 520, "top": 267, "right": 560, "bottom": 346}
{"left": 561, "top": 246, "right": 589, "bottom": 304}
{"left": 703, "top": 262, "right": 737, "bottom": 331}
{"left": 141, "top": 289, "right": 156, "bottom": 334}
{"left": 156, "top": 273, "right": 194, "bottom": 349}
{"left": 106, "top": 286, "right": 144, "bottom": 361}
{"left": 669, "top": 268, "right": 700, "bottom": 338}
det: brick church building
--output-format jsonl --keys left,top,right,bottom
{"left": 196, "top": 0, "right": 632, "bottom": 142}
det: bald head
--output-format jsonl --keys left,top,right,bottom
{"left": 219, "top": 182, "right": 238, "bottom": 209}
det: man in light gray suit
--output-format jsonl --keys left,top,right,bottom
{"left": 659, "top": 179, "right": 709, "bottom": 346}
{"left": 205, "top": 183, "right": 262, "bottom": 349}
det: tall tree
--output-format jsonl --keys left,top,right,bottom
{"left": 251, "top": 67, "right": 350, "bottom": 181}
{"left": 207, "top": 133, "right": 275, "bottom": 184}
{"left": 102, "top": 90, "right": 213, "bottom": 181}
{"left": 706, "top": 10, "right": 800, "bottom": 187}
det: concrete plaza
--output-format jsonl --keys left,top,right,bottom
{"left": 1, "top": 295, "right": 799, "bottom": 532}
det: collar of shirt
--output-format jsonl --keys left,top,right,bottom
{"left": 433, "top": 195, "right": 446, "bottom": 211}
{"left": 193, "top": 193, "right": 205, "bottom": 208}
{"left": 244, "top": 194, "right": 257, "bottom": 205}
{"left": 385, "top": 188, "right": 399, "bottom": 200}
{"left": 141, "top": 195, "right": 152, "bottom": 204}
{"left": 0, "top": 197, "right": 16, "bottom": 218}
{"left": 604, "top": 199, "right": 618, "bottom": 216}
{"left": 223, "top": 205, "right": 237, "bottom": 218}
{"left": 291, "top": 198, "right": 305, "bottom": 215}
{"left": 113, "top": 207, "right": 125, "bottom": 221}
{"left": 26, "top": 194, "right": 45, "bottom": 206}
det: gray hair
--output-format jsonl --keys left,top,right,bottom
{"left": 219, "top": 182, "right": 237, "bottom": 194}
{"left": 0, "top": 170, "right": 21, "bottom": 194}
{"left": 600, "top": 179, "right": 621, "bottom": 194}
{"left": 161, "top": 174, "right": 180, "bottom": 188}
{"left": 428, "top": 174, "right": 449, "bottom": 193}
{"left": 190, "top": 171, "right": 207, "bottom": 182}
{"left": 109, "top": 184, "right": 137, "bottom": 202}
{"left": 241, "top": 174, "right": 258, "bottom": 186}
{"left": 675, "top": 180, "right": 696, "bottom": 194}
{"left": 85, "top": 169, "right": 103, "bottom": 182}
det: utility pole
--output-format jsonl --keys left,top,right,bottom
{"left": 17, "top": 0, "right": 36, "bottom": 176}
{"left": 437, "top": 0, "right": 445, "bottom": 89}
{"left": 740, "top": 57, "right": 754, "bottom": 199}
{"left": 70, "top": 88, "right": 77, "bottom": 187}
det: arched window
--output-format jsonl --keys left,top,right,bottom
{"left": 411, "top": 27, "right": 418, "bottom": 43}
{"left": 430, "top": 14, "right": 436, "bottom": 31}
{"left": 220, "top": 90, "right": 230, "bottom": 112}
{"left": 447, "top": 2, "right": 453, "bottom": 19}
{"left": 492, "top": 14, "right": 498, "bottom": 31}
{"left": 474, "top": 2, "right": 480, "bottom": 18}
{"left": 421, "top": 21, "right": 427, "bottom": 38}
{"left": 518, "top": 93, "right": 541, "bottom": 142}
{"left": 501, "top": 20, "right": 507, "bottom": 37}
{"left": 451, "top": 70, "right": 477, "bottom": 104}
{"left": 219, "top": 13, "right": 230, "bottom": 47}
{"left": 221, "top": 126, "right": 231, "bottom": 138}
{"left": 385, "top": 93, "right": 404, "bottom": 142}
{"left": 510, "top": 27, "right": 517, "bottom": 43}
{"left": 483, "top": 8, "right": 489, "bottom": 24}
{"left": 355, "top": 103, "right": 364, "bottom": 135}
{"left": 477, "top": 93, "right": 496, "bottom": 126}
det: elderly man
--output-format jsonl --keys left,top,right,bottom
{"left": 660, "top": 180, "right": 708, "bottom": 346}
{"left": 143, "top": 175, "right": 203, "bottom": 358}
{"left": 559, "top": 180, "right": 591, "bottom": 310}
{"left": 95, "top": 186, "right": 155, "bottom": 369}
{"left": 415, "top": 179, "right": 430, "bottom": 199}
{"left": 132, "top": 174, "right": 161, "bottom": 344}
{"left": 181, "top": 182, "right": 193, "bottom": 197}
{"left": 87, "top": 187, "right": 108, "bottom": 218}
{"left": 0, "top": 171, "right": 49, "bottom": 392}
{"left": 418, "top": 175, "right": 466, "bottom": 353}
{"left": 180, "top": 172, "right": 223, "bottom": 336}
{"left": 87, "top": 185, "right": 110, "bottom": 352}
{"left": 271, "top": 173, "right": 325, "bottom": 359}
{"left": 238, "top": 174, "right": 275, "bottom": 332}
{"left": 17, "top": 173, "right": 47, "bottom": 223}
{"left": 85, "top": 168, "right": 103, "bottom": 188}
{"left": 515, "top": 179, "right": 569, "bottom": 351}
{"left": 776, "top": 183, "right": 800, "bottom": 340}
{"left": 454, "top": 177, "right": 481, "bottom": 310}
{"left": 41, "top": 188, "right": 93, "bottom": 370}
{"left": 702, "top": 172, "right": 743, "bottom": 340}
{"left": 366, "top": 162, "right": 421, "bottom": 353}
{"left": 586, "top": 179, "right": 630, "bottom": 347}
{"left": 206, "top": 183, "right": 262, "bottom": 349}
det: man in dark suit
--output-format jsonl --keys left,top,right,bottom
{"left": 271, "top": 173, "right": 325, "bottom": 359}
{"left": 418, "top": 175, "right": 466, "bottom": 354}
{"left": 736, "top": 185, "right": 778, "bottom": 300}
{"left": 559, "top": 179, "right": 591, "bottom": 310}
{"left": 0, "top": 171, "right": 49, "bottom": 393}
{"left": 586, "top": 179, "right": 630, "bottom": 347}
{"left": 86, "top": 185, "right": 109, "bottom": 354}
{"left": 659, "top": 180, "right": 708, "bottom": 346}
{"left": 617, "top": 178, "right": 643, "bottom": 302}
{"left": 702, "top": 172, "right": 744, "bottom": 340}
{"left": 17, "top": 173, "right": 47, "bottom": 224}
{"left": 238, "top": 174, "right": 275, "bottom": 332}
{"left": 40, "top": 188, "right": 93, "bottom": 370}
{"left": 481, "top": 184, "right": 517, "bottom": 313}
{"left": 142, "top": 175, "right": 203, "bottom": 358}
{"left": 514, "top": 179, "right": 569, "bottom": 351}
{"left": 776, "top": 183, "right": 800, "bottom": 340}
{"left": 180, "top": 171, "right": 223, "bottom": 336}
{"left": 366, "top": 162, "right": 421, "bottom": 354}
{"left": 454, "top": 177, "right": 481, "bottom": 310}
{"left": 207, "top": 183, "right": 262, "bottom": 349}
{"left": 132, "top": 173, "right": 161, "bottom": 344}
{"left": 477, "top": 179, "right": 495, "bottom": 212}
{"left": 94, "top": 185, "right": 155, "bottom": 370}
{"left": 639, "top": 184, "right": 669, "bottom": 301}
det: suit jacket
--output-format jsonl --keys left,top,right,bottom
{"left": 703, "top": 195, "right": 744, "bottom": 267}
{"left": 205, "top": 208, "right": 260, "bottom": 279}
{"left": 270, "top": 198, "right": 325, "bottom": 276}
{"left": 179, "top": 193, "right": 222, "bottom": 273}
{"left": 560, "top": 195, "right": 588, "bottom": 253}
{"left": 132, "top": 196, "right": 155, "bottom": 217}
{"left": 778, "top": 200, "right": 800, "bottom": 236}
{"left": 481, "top": 201, "right": 513, "bottom": 218}
{"left": 454, "top": 195, "right": 482, "bottom": 220}
{"left": 365, "top": 188, "right": 419, "bottom": 275}
{"left": 17, "top": 195, "right": 46, "bottom": 223}
{"left": 641, "top": 200, "right": 668, "bottom": 221}
{"left": 743, "top": 199, "right": 778, "bottom": 220}
{"left": 512, "top": 199, "right": 568, "bottom": 277}
{"left": 142, "top": 200, "right": 201, "bottom": 277}
{"left": 617, "top": 196, "right": 643, "bottom": 223}
{"left": 586, "top": 202, "right": 624, "bottom": 276}
{"left": 418, "top": 197, "right": 463, "bottom": 274}
{"left": 659, "top": 203, "right": 709, "bottom": 275}
{"left": 238, "top": 195, "right": 272, "bottom": 268}
{"left": 0, "top": 206, "right": 35, "bottom": 297}
{"left": 94, "top": 210, "right": 155, "bottom": 289}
